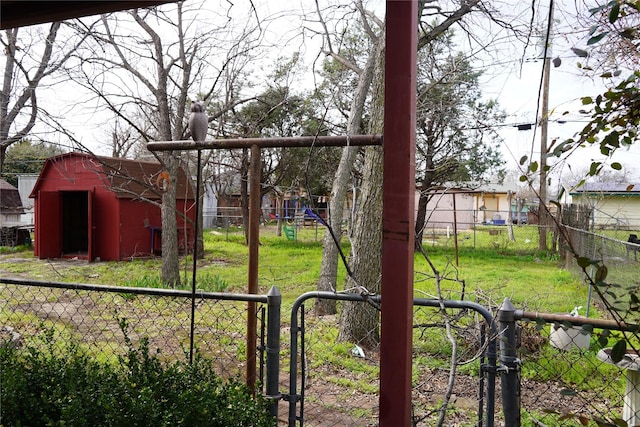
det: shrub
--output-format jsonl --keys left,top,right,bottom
{"left": 0, "top": 325, "right": 274, "bottom": 427}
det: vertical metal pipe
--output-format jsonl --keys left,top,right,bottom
{"left": 266, "top": 286, "right": 282, "bottom": 422}
{"left": 498, "top": 298, "right": 521, "bottom": 427}
{"left": 259, "top": 306, "right": 266, "bottom": 391}
{"left": 246, "top": 144, "right": 261, "bottom": 392}
{"left": 478, "top": 323, "right": 486, "bottom": 427}
{"left": 299, "top": 305, "right": 307, "bottom": 426}
{"left": 486, "top": 326, "right": 497, "bottom": 427}
{"left": 379, "top": 1, "right": 417, "bottom": 426}
{"left": 189, "top": 149, "right": 202, "bottom": 365}
{"left": 287, "top": 303, "right": 300, "bottom": 426}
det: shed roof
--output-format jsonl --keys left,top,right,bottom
{"left": 569, "top": 183, "right": 640, "bottom": 196}
{"left": 0, "top": 178, "right": 25, "bottom": 214}
{"left": 30, "top": 152, "right": 195, "bottom": 201}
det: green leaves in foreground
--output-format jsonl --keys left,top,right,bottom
{"left": 0, "top": 327, "right": 274, "bottom": 427}
{"left": 610, "top": 339, "right": 628, "bottom": 364}
{"left": 576, "top": 256, "right": 608, "bottom": 284}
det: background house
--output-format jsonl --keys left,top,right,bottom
{"left": 0, "top": 178, "right": 25, "bottom": 225}
{"left": 419, "top": 187, "right": 476, "bottom": 230}
{"left": 567, "top": 182, "right": 640, "bottom": 229}
{"left": 473, "top": 183, "right": 538, "bottom": 225}
{"left": 30, "top": 152, "right": 195, "bottom": 261}
{"left": 17, "top": 173, "right": 38, "bottom": 225}
{"left": 417, "top": 183, "right": 538, "bottom": 230}
{"left": 0, "top": 178, "right": 30, "bottom": 246}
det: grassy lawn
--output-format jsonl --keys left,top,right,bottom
{"left": 0, "top": 224, "right": 592, "bottom": 313}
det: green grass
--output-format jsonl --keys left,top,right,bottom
{"left": 414, "top": 246, "right": 588, "bottom": 314}
{"left": 2, "top": 225, "right": 577, "bottom": 307}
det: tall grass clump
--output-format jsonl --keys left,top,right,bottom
{"left": 0, "top": 321, "right": 274, "bottom": 427}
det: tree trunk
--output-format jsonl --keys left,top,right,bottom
{"left": 161, "top": 153, "right": 181, "bottom": 287}
{"left": 315, "top": 146, "right": 358, "bottom": 315}
{"left": 337, "top": 145, "right": 383, "bottom": 348}
{"left": 414, "top": 136, "right": 437, "bottom": 252}
{"left": 337, "top": 31, "right": 386, "bottom": 348}
{"left": 414, "top": 180, "right": 431, "bottom": 251}
{"left": 315, "top": 25, "right": 384, "bottom": 316}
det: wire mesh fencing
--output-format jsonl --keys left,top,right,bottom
{"left": 512, "top": 308, "right": 639, "bottom": 426}
{"left": 0, "top": 278, "right": 268, "bottom": 382}
{"left": 208, "top": 206, "right": 555, "bottom": 248}
{"left": 562, "top": 225, "right": 640, "bottom": 289}
{"left": 6, "top": 273, "right": 640, "bottom": 427}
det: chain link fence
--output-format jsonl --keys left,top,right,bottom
{"left": 210, "top": 209, "right": 549, "bottom": 248}
{"left": 4, "top": 279, "right": 640, "bottom": 426}
{"left": 515, "top": 308, "right": 636, "bottom": 426}
{"left": 0, "top": 278, "right": 269, "bottom": 383}
{"left": 208, "top": 207, "right": 328, "bottom": 244}
{"left": 547, "top": 217, "right": 640, "bottom": 425}
{"left": 562, "top": 225, "right": 640, "bottom": 301}
{"left": 6, "top": 206, "right": 640, "bottom": 426}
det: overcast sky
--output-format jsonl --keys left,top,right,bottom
{"left": 25, "top": 0, "right": 640, "bottom": 185}
{"left": 469, "top": 0, "right": 640, "bottom": 184}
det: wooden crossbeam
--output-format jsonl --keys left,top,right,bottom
{"left": 146, "top": 135, "right": 382, "bottom": 151}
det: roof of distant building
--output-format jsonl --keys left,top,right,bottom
{"left": 569, "top": 183, "right": 640, "bottom": 195}
{"left": 0, "top": 178, "right": 25, "bottom": 214}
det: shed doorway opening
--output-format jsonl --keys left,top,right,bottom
{"left": 62, "top": 191, "right": 90, "bottom": 257}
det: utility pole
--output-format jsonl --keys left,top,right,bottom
{"left": 538, "top": 1, "right": 553, "bottom": 252}
{"left": 539, "top": 53, "right": 550, "bottom": 251}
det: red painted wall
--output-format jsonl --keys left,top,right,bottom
{"left": 119, "top": 199, "right": 160, "bottom": 259}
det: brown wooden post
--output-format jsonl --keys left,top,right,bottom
{"left": 379, "top": 1, "right": 417, "bottom": 426}
{"left": 246, "top": 144, "right": 261, "bottom": 393}
{"left": 453, "top": 192, "right": 459, "bottom": 267}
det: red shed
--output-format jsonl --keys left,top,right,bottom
{"left": 29, "top": 152, "right": 195, "bottom": 261}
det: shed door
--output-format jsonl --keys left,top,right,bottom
{"left": 61, "top": 191, "right": 92, "bottom": 258}
{"left": 36, "top": 191, "right": 61, "bottom": 258}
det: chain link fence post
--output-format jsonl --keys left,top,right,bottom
{"left": 498, "top": 298, "right": 521, "bottom": 426}
{"left": 266, "top": 286, "right": 282, "bottom": 422}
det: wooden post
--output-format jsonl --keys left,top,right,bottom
{"left": 379, "top": 1, "right": 417, "bottom": 426}
{"left": 246, "top": 144, "right": 260, "bottom": 393}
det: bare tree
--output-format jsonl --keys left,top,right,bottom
{"left": 413, "top": 43, "right": 506, "bottom": 250}
{"left": 68, "top": 2, "right": 265, "bottom": 286}
{"left": 0, "top": 23, "right": 88, "bottom": 171}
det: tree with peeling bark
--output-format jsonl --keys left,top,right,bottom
{"left": 313, "top": 0, "right": 385, "bottom": 316}
{"left": 67, "top": 2, "right": 265, "bottom": 286}
{"left": 336, "top": 22, "right": 385, "bottom": 347}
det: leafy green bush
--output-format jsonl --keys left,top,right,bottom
{"left": 0, "top": 324, "right": 274, "bottom": 427}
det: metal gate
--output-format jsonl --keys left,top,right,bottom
{"left": 284, "top": 291, "right": 497, "bottom": 426}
